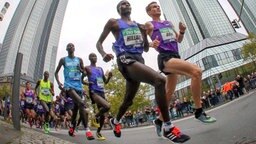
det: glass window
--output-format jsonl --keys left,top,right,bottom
{"left": 232, "top": 48, "right": 242, "bottom": 60}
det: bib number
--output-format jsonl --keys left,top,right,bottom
{"left": 41, "top": 88, "right": 50, "bottom": 96}
{"left": 26, "top": 97, "right": 33, "bottom": 103}
{"left": 160, "top": 28, "right": 176, "bottom": 42}
{"left": 69, "top": 69, "right": 80, "bottom": 81}
{"left": 97, "top": 77, "right": 104, "bottom": 88}
{"left": 122, "top": 27, "right": 143, "bottom": 47}
{"left": 21, "top": 101, "right": 25, "bottom": 106}
{"left": 37, "top": 105, "right": 43, "bottom": 110}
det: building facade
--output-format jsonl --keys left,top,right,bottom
{"left": 0, "top": 0, "right": 68, "bottom": 84}
{"left": 0, "top": 43, "right": 2, "bottom": 53}
{"left": 228, "top": 0, "right": 256, "bottom": 34}
{"left": 152, "top": 0, "right": 249, "bottom": 99}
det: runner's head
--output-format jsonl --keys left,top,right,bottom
{"left": 146, "top": 1, "right": 161, "bottom": 17}
{"left": 89, "top": 53, "right": 97, "bottom": 64}
{"left": 25, "top": 81, "right": 31, "bottom": 89}
{"left": 117, "top": 0, "right": 131, "bottom": 16}
{"left": 43, "top": 71, "right": 49, "bottom": 80}
{"left": 66, "top": 43, "right": 75, "bottom": 53}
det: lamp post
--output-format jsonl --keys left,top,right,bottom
{"left": 238, "top": 0, "right": 245, "bottom": 22}
{"left": 11, "top": 52, "right": 22, "bottom": 130}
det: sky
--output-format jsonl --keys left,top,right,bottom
{"left": 0, "top": 0, "right": 248, "bottom": 94}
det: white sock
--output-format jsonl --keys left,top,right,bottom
{"left": 114, "top": 118, "right": 119, "bottom": 124}
{"left": 163, "top": 121, "right": 174, "bottom": 131}
{"left": 85, "top": 127, "right": 90, "bottom": 131}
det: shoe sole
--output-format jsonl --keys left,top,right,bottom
{"left": 87, "top": 137, "right": 95, "bottom": 140}
{"left": 97, "top": 138, "right": 106, "bottom": 141}
{"left": 195, "top": 118, "right": 217, "bottom": 124}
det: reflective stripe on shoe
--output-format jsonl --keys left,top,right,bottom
{"left": 163, "top": 126, "right": 190, "bottom": 143}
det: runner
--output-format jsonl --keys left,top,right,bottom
{"left": 55, "top": 43, "right": 94, "bottom": 140}
{"left": 35, "top": 71, "right": 57, "bottom": 133}
{"left": 85, "top": 53, "right": 112, "bottom": 140}
{"left": 145, "top": 1, "right": 217, "bottom": 137}
{"left": 96, "top": 1, "right": 190, "bottom": 143}
{"left": 21, "top": 81, "right": 36, "bottom": 128}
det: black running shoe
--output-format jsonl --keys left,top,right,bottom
{"left": 163, "top": 126, "right": 190, "bottom": 143}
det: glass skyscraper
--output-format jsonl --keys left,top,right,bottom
{"left": 228, "top": 0, "right": 256, "bottom": 34}
{"left": 0, "top": 43, "right": 2, "bottom": 52}
{"left": 159, "top": 0, "right": 235, "bottom": 52}
{"left": 0, "top": 0, "right": 68, "bottom": 83}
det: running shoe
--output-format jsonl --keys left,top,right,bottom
{"left": 68, "top": 127, "right": 75, "bottom": 137}
{"left": 91, "top": 118, "right": 100, "bottom": 128}
{"left": 96, "top": 132, "right": 106, "bottom": 141}
{"left": 153, "top": 119, "right": 162, "bottom": 137}
{"left": 196, "top": 112, "right": 217, "bottom": 123}
{"left": 163, "top": 126, "right": 190, "bottom": 143}
{"left": 86, "top": 131, "right": 95, "bottom": 140}
{"left": 110, "top": 118, "right": 121, "bottom": 137}
{"left": 43, "top": 123, "right": 50, "bottom": 134}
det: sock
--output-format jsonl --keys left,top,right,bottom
{"left": 114, "top": 118, "right": 119, "bottom": 124}
{"left": 163, "top": 121, "right": 174, "bottom": 131}
{"left": 195, "top": 108, "right": 203, "bottom": 118}
{"left": 85, "top": 127, "right": 90, "bottom": 132}
{"left": 155, "top": 118, "right": 163, "bottom": 125}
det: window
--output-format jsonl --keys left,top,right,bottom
{"left": 232, "top": 49, "right": 242, "bottom": 60}
{"left": 202, "top": 55, "right": 218, "bottom": 70}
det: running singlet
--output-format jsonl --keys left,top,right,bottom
{"left": 150, "top": 21, "right": 178, "bottom": 53}
{"left": 88, "top": 66, "right": 104, "bottom": 92}
{"left": 24, "top": 89, "right": 34, "bottom": 104}
{"left": 39, "top": 80, "right": 52, "bottom": 103}
{"left": 63, "top": 56, "right": 83, "bottom": 91}
{"left": 113, "top": 19, "right": 144, "bottom": 56}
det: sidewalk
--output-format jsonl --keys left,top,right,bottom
{"left": 0, "top": 120, "right": 72, "bottom": 144}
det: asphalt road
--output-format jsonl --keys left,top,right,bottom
{"left": 50, "top": 91, "right": 256, "bottom": 144}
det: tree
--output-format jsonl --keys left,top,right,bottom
{"left": 105, "top": 64, "right": 151, "bottom": 115}
{"left": 0, "top": 84, "right": 11, "bottom": 99}
{"left": 241, "top": 33, "right": 256, "bottom": 68}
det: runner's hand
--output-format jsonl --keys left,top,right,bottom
{"left": 103, "top": 54, "right": 114, "bottom": 62}
{"left": 150, "top": 36, "right": 160, "bottom": 48}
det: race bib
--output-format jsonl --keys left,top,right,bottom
{"left": 69, "top": 69, "right": 80, "bottom": 80}
{"left": 37, "top": 105, "right": 43, "bottom": 110}
{"left": 56, "top": 105, "right": 59, "bottom": 109}
{"left": 122, "top": 27, "right": 143, "bottom": 47}
{"left": 21, "top": 101, "right": 25, "bottom": 106}
{"left": 97, "top": 77, "right": 104, "bottom": 88}
{"left": 41, "top": 88, "right": 50, "bottom": 96}
{"left": 26, "top": 97, "right": 33, "bottom": 103}
{"left": 160, "top": 27, "right": 176, "bottom": 42}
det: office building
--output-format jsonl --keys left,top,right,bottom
{"left": 228, "top": 0, "right": 256, "bottom": 34}
{"left": 0, "top": 0, "right": 68, "bottom": 86}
